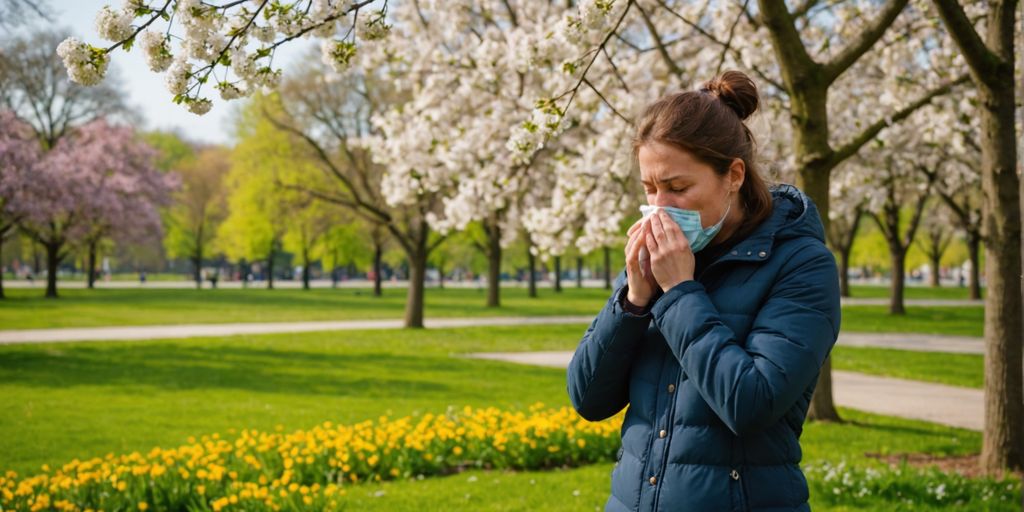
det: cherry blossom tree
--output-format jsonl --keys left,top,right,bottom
{"left": 18, "top": 119, "right": 173, "bottom": 298}
{"left": 71, "top": 121, "right": 175, "bottom": 289}
{"left": 64, "top": 0, "right": 1007, "bottom": 430}
{"left": 914, "top": 200, "right": 957, "bottom": 288}
{"left": 0, "top": 111, "right": 40, "bottom": 299}
{"left": 269, "top": 62, "right": 447, "bottom": 327}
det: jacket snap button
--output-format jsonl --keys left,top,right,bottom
{"left": 649, "top": 476, "right": 657, "bottom": 485}
{"left": 667, "top": 384, "right": 675, "bottom": 393}
{"left": 659, "top": 429, "right": 667, "bottom": 438}
{"left": 758, "top": 251, "right": 767, "bottom": 258}
{"left": 746, "top": 251, "right": 751, "bottom": 255}
{"left": 730, "top": 469, "right": 740, "bottom": 480}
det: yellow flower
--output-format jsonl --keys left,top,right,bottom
{"left": 138, "top": 502, "right": 149, "bottom": 511}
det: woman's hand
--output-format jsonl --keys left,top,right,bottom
{"left": 624, "top": 218, "right": 659, "bottom": 307}
{"left": 646, "top": 209, "right": 695, "bottom": 291}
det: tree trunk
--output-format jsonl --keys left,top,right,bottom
{"left": 32, "top": 242, "right": 41, "bottom": 275}
{"left": 527, "top": 247, "right": 537, "bottom": 298}
{"left": 839, "top": 248, "right": 852, "bottom": 298}
{"left": 437, "top": 261, "right": 445, "bottom": 290}
{"left": 889, "top": 246, "right": 906, "bottom": 315}
{"left": 576, "top": 256, "right": 583, "bottom": 288}
{"left": 977, "top": 81, "right": 1023, "bottom": 473}
{"left": 266, "top": 241, "right": 276, "bottom": 290}
{"left": 0, "top": 235, "right": 4, "bottom": 299}
{"left": 931, "top": 0, "right": 1022, "bottom": 473}
{"left": 404, "top": 243, "right": 427, "bottom": 328}
{"left": 967, "top": 232, "right": 982, "bottom": 300}
{"left": 87, "top": 240, "right": 98, "bottom": 290}
{"left": 798, "top": 125, "right": 842, "bottom": 423}
{"left": 554, "top": 256, "right": 563, "bottom": 292}
{"left": 603, "top": 246, "right": 612, "bottom": 290}
{"left": 929, "top": 252, "right": 941, "bottom": 288}
{"left": 486, "top": 222, "right": 501, "bottom": 307}
{"left": 373, "top": 240, "right": 383, "bottom": 297}
{"left": 301, "top": 247, "right": 311, "bottom": 290}
{"left": 44, "top": 241, "right": 61, "bottom": 299}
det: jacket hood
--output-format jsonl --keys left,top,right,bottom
{"left": 764, "top": 184, "right": 826, "bottom": 243}
{"left": 720, "top": 184, "right": 826, "bottom": 263}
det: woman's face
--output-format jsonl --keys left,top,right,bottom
{"left": 637, "top": 141, "right": 742, "bottom": 229}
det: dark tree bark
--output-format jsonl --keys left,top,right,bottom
{"left": 916, "top": 221, "right": 953, "bottom": 288}
{"left": 405, "top": 236, "right": 428, "bottom": 328}
{"left": 603, "top": 246, "right": 612, "bottom": 290}
{"left": 483, "top": 219, "right": 502, "bottom": 307}
{"left": 372, "top": 237, "right": 383, "bottom": 298}
{"left": 554, "top": 255, "right": 562, "bottom": 292}
{"left": 301, "top": 246, "right": 311, "bottom": 290}
{"left": 266, "top": 239, "right": 276, "bottom": 290}
{"left": 825, "top": 204, "right": 864, "bottom": 298}
{"left": 932, "top": 0, "right": 1022, "bottom": 473}
{"left": 576, "top": 256, "right": 583, "bottom": 288}
{"left": 86, "top": 239, "right": 98, "bottom": 289}
{"left": 966, "top": 232, "right": 981, "bottom": 300}
{"left": 43, "top": 240, "right": 61, "bottom": 298}
{"left": 0, "top": 233, "right": 5, "bottom": 299}
{"left": 527, "top": 243, "right": 538, "bottom": 298}
{"left": 869, "top": 167, "right": 931, "bottom": 316}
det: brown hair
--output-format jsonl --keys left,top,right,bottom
{"left": 633, "top": 70, "right": 773, "bottom": 229}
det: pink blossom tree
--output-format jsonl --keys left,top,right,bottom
{"left": 0, "top": 111, "right": 41, "bottom": 299}
{"left": 18, "top": 119, "right": 176, "bottom": 297}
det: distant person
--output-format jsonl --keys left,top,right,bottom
{"left": 567, "top": 71, "right": 841, "bottom": 511}
{"left": 139, "top": 271, "right": 147, "bottom": 284}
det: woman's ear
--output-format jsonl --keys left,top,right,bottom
{"left": 729, "top": 158, "right": 746, "bottom": 192}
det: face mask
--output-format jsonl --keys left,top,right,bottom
{"left": 640, "top": 193, "right": 732, "bottom": 253}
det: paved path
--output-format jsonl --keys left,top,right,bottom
{"left": 0, "top": 316, "right": 984, "bottom": 351}
{"left": 0, "top": 316, "right": 597, "bottom": 344}
{"left": 464, "top": 351, "right": 983, "bottom": 431}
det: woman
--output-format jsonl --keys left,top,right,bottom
{"left": 567, "top": 70, "right": 841, "bottom": 511}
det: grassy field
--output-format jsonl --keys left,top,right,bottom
{"left": 833, "top": 346, "right": 983, "bottom": 389}
{"left": 1, "top": 324, "right": 1014, "bottom": 510}
{"left": 0, "top": 287, "right": 985, "bottom": 338}
{"left": 0, "top": 325, "right": 985, "bottom": 476}
{"left": 847, "top": 285, "right": 984, "bottom": 300}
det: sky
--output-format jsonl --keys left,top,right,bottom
{"left": 26, "top": 0, "right": 316, "bottom": 146}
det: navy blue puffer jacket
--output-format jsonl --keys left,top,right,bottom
{"left": 567, "top": 185, "right": 841, "bottom": 511}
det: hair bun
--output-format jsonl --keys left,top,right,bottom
{"left": 702, "top": 70, "right": 759, "bottom": 121}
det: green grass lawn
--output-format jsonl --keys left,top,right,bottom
{"left": 0, "top": 325, "right": 1014, "bottom": 510}
{"left": 0, "top": 326, "right": 986, "bottom": 476}
{"left": 0, "top": 287, "right": 985, "bottom": 339}
{"left": 833, "top": 346, "right": 983, "bottom": 389}
{"left": 0, "top": 287, "right": 613, "bottom": 329}
{"left": 848, "top": 285, "right": 984, "bottom": 300}
{"left": 840, "top": 306, "right": 983, "bottom": 337}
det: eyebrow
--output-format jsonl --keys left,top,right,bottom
{"left": 641, "top": 175, "right": 688, "bottom": 185}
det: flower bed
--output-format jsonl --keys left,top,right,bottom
{"left": 0, "top": 404, "right": 621, "bottom": 511}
